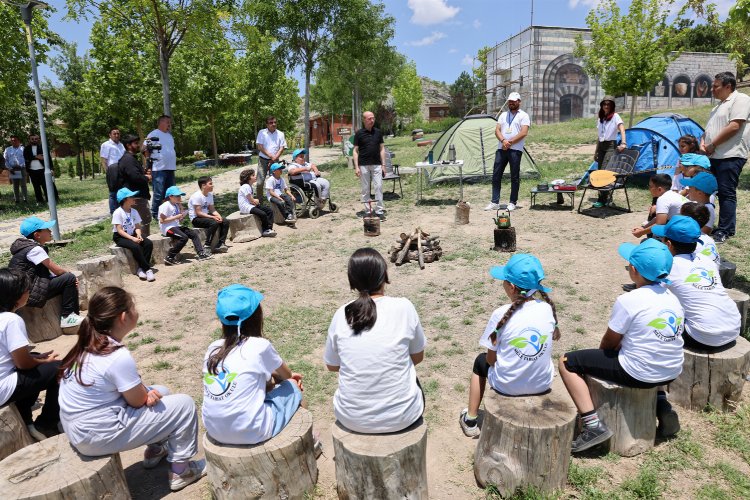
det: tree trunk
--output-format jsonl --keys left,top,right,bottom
{"left": 90, "top": 149, "right": 96, "bottom": 177}
{"left": 0, "top": 404, "right": 34, "bottom": 461}
{"left": 628, "top": 92, "right": 637, "bottom": 128}
{"left": 159, "top": 47, "right": 172, "bottom": 116}
{"left": 17, "top": 295, "right": 66, "bottom": 342}
{"left": 209, "top": 113, "right": 219, "bottom": 167}
{"left": 304, "top": 64, "right": 312, "bottom": 158}
{"left": 136, "top": 116, "right": 144, "bottom": 142}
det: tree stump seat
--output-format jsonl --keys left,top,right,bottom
{"left": 474, "top": 378, "right": 577, "bottom": 495}
{"left": 669, "top": 336, "right": 750, "bottom": 412}
{"left": 727, "top": 288, "right": 749, "bottom": 338}
{"left": 719, "top": 259, "right": 736, "bottom": 288}
{"left": 331, "top": 418, "right": 428, "bottom": 500}
{"left": 585, "top": 376, "right": 657, "bottom": 457}
{"left": 16, "top": 295, "right": 75, "bottom": 343}
{"left": 226, "top": 211, "right": 263, "bottom": 243}
{"left": 268, "top": 202, "right": 296, "bottom": 226}
{"left": 0, "top": 434, "right": 130, "bottom": 499}
{"left": 203, "top": 408, "right": 318, "bottom": 500}
{"left": 76, "top": 255, "right": 123, "bottom": 310}
{"left": 148, "top": 234, "right": 172, "bottom": 263}
{"left": 0, "top": 404, "right": 33, "bottom": 461}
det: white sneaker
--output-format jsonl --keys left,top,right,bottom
{"left": 507, "top": 202, "right": 516, "bottom": 211}
{"left": 262, "top": 229, "right": 277, "bottom": 237}
{"left": 60, "top": 313, "right": 84, "bottom": 329}
{"left": 484, "top": 202, "right": 500, "bottom": 211}
{"left": 137, "top": 268, "right": 147, "bottom": 280}
{"left": 146, "top": 270, "right": 155, "bottom": 282}
{"left": 169, "top": 459, "right": 207, "bottom": 492}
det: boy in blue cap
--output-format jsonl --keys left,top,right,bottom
{"left": 264, "top": 163, "right": 296, "bottom": 223}
{"left": 159, "top": 185, "right": 211, "bottom": 265}
{"left": 459, "top": 254, "right": 560, "bottom": 437}
{"left": 288, "top": 148, "right": 331, "bottom": 210}
{"left": 113, "top": 187, "right": 155, "bottom": 281}
{"left": 681, "top": 171, "right": 718, "bottom": 235}
{"left": 9, "top": 217, "right": 84, "bottom": 328}
{"left": 559, "top": 239, "right": 685, "bottom": 451}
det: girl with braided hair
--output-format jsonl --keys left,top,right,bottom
{"left": 459, "top": 254, "right": 559, "bottom": 438}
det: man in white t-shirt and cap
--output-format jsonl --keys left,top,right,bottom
{"left": 255, "top": 115, "right": 287, "bottom": 199}
{"left": 485, "top": 92, "right": 530, "bottom": 211}
{"left": 100, "top": 127, "right": 125, "bottom": 214}
{"left": 145, "top": 115, "right": 177, "bottom": 220}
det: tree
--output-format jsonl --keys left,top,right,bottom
{"left": 726, "top": 0, "right": 750, "bottom": 79}
{"left": 392, "top": 61, "right": 422, "bottom": 124}
{"left": 450, "top": 71, "right": 475, "bottom": 117}
{"left": 574, "top": 0, "right": 689, "bottom": 127}
{"left": 472, "top": 46, "right": 490, "bottom": 113}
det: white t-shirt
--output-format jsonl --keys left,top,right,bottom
{"left": 145, "top": 129, "right": 177, "bottom": 171}
{"left": 704, "top": 91, "right": 750, "bottom": 160}
{"left": 256, "top": 129, "right": 287, "bottom": 160}
{"left": 597, "top": 113, "right": 624, "bottom": 142}
{"left": 0, "top": 313, "right": 30, "bottom": 406}
{"left": 289, "top": 162, "right": 316, "bottom": 182}
{"left": 158, "top": 200, "right": 183, "bottom": 235}
{"left": 237, "top": 184, "right": 256, "bottom": 214}
{"left": 666, "top": 254, "right": 740, "bottom": 347}
{"left": 99, "top": 139, "right": 125, "bottom": 167}
{"left": 188, "top": 191, "right": 213, "bottom": 221}
{"left": 705, "top": 203, "right": 716, "bottom": 230}
{"left": 58, "top": 341, "right": 142, "bottom": 414}
{"left": 27, "top": 144, "right": 44, "bottom": 171}
{"left": 608, "top": 284, "right": 684, "bottom": 383}
{"left": 479, "top": 299, "right": 555, "bottom": 396}
{"left": 264, "top": 176, "right": 287, "bottom": 201}
{"left": 671, "top": 172, "right": 684, "bottom": 192}
{"left": 695, "top": 234, "right": 721, "bottom": 266}
{"left": 26, "top": 245, "right": 54, "bottom": 277}
{"left": 324, "top": 296, "right": 426, "bottom": 433}
{"left": 497, "top": 110, "right": 530, "bottom": 151}
{"left": 112, "top": 207, "right": 142, "bottom": 235}
{"left": 202, "top": 337, "right": 283, "bottom": 445}
{"left": 655, "top": 190, "right": 687, "bottom": 218}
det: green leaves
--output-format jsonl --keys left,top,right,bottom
{"left": 509, "top": 337, "right": 529, "bottom": 349}
{"left": 684, "top": 274, "right": 702, "bottom": 283}
{"left": 648, "top": 318, "right": 668, "bottom": 329}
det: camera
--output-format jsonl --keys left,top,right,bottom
{"left": 144, "top": 136, "right": 162, "bottom": 153}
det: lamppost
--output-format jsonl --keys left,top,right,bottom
{"left": 4, "top": 0, "right": 60, "bottom": 239}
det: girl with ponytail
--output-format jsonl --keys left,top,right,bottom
{"left": 58, "top": 287, "right": 206, "bottom": 492}
{"left": 459, "top": 254, "right": 560, "bottom": 437}
{"left": 324, "top": 248, "right": 426, "bottom": 433}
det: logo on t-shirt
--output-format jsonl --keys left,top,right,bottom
{"left": 698, "top": 245, "right": 720, "bottom": 263}
{"left": 508, "top": 327, "right": 548, "bottom": 361}
{"left": 647, "top": 309, "right": 684, "bottom": 341}
{"left": 203, "top": 370, "right": 238, "bottom": 401}
{"left": 685, "top": 267, "right": 717, "bottom": 290}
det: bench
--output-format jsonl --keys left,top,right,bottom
{"left": 226, "top": 211, "right": 263, "bottom": 243}
{"left": 331, "top": 418, "right": 428, "bottom": 500}
{"left": 109, "top": 244, "right": 140, "bottom": 275}
{"left": 203, "top": 408, "right": 318, "bottom": 499}
{"left": 0, "top": 404, "right": 34, "bottom": 461}
{"left": 474, "top": 378, "right": 577, "bottom": 495}
{"left": 0, "top": 434, "right": 130, "bottom": 499}
{"left": 669, "top": 336, "right": 750, "bottom": 412}
{"left": 16, "top": 295, "right": 76, "bottom": 343}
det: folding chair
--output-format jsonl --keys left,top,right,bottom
{"left": 383, "top": 147, "right": 403, "bottom": 197}
{"left": 577, "top": 148, "right": 640, "bottom": 214}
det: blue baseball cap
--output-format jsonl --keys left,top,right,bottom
{"left": 116, "top": 187, "right": 139, "bottom": 204}
{"left": 270, "top": 162, "right": 284, "bottom": 172}
{"left": 681, "top": 171, "right": 717, "bottom": 195}
{"left": 651, "top": 215, "right": 702, "bottom": 243}
{"left": 292, "top": 148, "right": 306, "bottom": 159}
{"left": 489, "top": 254, "right": 551, "bottom": 292}
{"left": 20, "top": 216, "right": 56, "bottom": 237}
{"left": 680, "top": 153, "right": 710, "bottom": 169}
{"left": 216, "top": 284, "right": 264, "bottom": 326}
{"left": 165, "top": 186, "right": 186, "bottom": 197}
{"left": 618, "top": 239, "right": 673, "bottom": 284}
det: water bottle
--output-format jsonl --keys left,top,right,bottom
{"left": 427, "top": 150, "right": 433, "bottom": 164}
{"left": 448, "top": 144, "right": 456, "bottom": 162}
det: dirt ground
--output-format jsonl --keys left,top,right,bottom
{"left": 36, "top": 169, "right": 749, "bottom": 499}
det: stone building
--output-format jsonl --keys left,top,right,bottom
{"left": 420, "top": 77, "right": 451, "bottom": 122}
{"left": 486, "top": 25, "right": 734, "bottom": 124}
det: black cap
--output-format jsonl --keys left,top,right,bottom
{"left": 122, "top": 134, "right": 140, "bottom": 145}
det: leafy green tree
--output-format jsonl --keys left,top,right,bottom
{"left": 574, "top": 0, "right": 688, "bottom": 126}
{"left": 450, "top": 71, "right": 475, "bottom": 117}
{"left": 472, "top": 46, "right": 490, "bottom": 112}
{"left": 726, "top": 0, "right": 750, "bottom": 78}
{"left": 392, "top": 61, "right": 422, "bottom": 123}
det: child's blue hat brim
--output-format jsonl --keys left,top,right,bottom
{"left": 681, "top": 171, "right": 717, "bottom": 194}
{"left": 165, "top": 186, "right": 186, "bottom": 197}
{"left": 680, "top": 153, "right": 711, "bottom": 169}
{"left": 618, "top": 239, "right": 673, "bottom": 284}
{"left": 489, "top": 254, "right": 551, "bottom": 292}
{"left": 651, "top": 215, "right": 702, "bottom": 243}
{"left": 292, "top": 148, "right": 307, "bottom": 159}
{"left": 20, "top": 217, "right": 56, "bottom": 237}
{"left": 270, "top": 163, "right": 284, "bottom": 172}
{"left": 116, "top": 187, "right": 140, "bottom": 203}
{"left": 216, "top": 284, "right": 264, "bottom": 326}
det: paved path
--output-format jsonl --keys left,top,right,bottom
{"left": 0, "top": 147, "right": 344, "bottom": 252}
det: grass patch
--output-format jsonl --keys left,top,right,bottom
{"left": 154, "top": 345, "right": 180, "bottom": 354}
{"left": 619, "top": 466, "right": 663, "bottom": 499}
{"left": 152, "top": 360, "right": 172, "bottom": 371}
{"left": 703, "top": 403, "right": 750, "bottom": 465}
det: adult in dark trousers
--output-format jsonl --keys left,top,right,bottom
{"left": 4, "top": 135, "right": 27, "bottom": 204}
{"left": 484, "top": 92, "right": 530, "bottom": 212}
{"left": 146, "top": 115, "right": 177, "bottom": 220}
{"left": 255, "top": 115, "right": 287, "bottom": 200}
{"left": 592, "top": 96, "right": 627, "bottom": 207}
{"left": 353, "top": 111, "right": 386, "bottom": 220}
{"left": 100, "top": 127, "right": 125, "bottom": 214}
{"left": 119, "top": 134, "right": 152, "bottom": 237}
{"left": 700, "top": 72, "right": 750, "bottom": 243}
{"left": 23, "top": 134, "right": 59, "bottom": 204}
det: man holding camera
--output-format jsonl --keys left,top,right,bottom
{"left": 120, "top": 134, "right": 152, "bottom": 237}
{"left": 146, "top": 115, "right": 177, "bottom": 220}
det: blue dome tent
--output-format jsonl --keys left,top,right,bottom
{"left": 624, "top": 113, "right": 705, "bottom": 179}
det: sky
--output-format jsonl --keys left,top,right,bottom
{"left": 37, "top": 0, "right": 735, "bottom": 90}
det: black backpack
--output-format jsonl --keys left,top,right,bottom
{"left": 106, "top": 161, "right": 124, "bottom": 192}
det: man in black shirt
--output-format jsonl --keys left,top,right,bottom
{"left": 119, "top": 135, "right": 153, "bottom": 236}
{"left": 353, "top": 111, "right": 386, "bottom": 219}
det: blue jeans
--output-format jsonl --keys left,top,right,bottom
{"left": 710, "top": 157, "right": 746, "bottom": 235}
{"left": 151, "top": 170, "right": 176, "bottom": 218}
{"left": 491, "top": 149, "right": 522, "bottom": 204}
{"left": 108, "top": 191, "right": 118, "bottom": 214}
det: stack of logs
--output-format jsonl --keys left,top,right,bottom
{"left": 389, "top": 227, "right": 443, "bottom": 269}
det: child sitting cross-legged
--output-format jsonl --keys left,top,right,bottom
{"left": 159, "top": 186, "right": 211, "bottom": 265}
{"left": 113, "top": 188, "right": 155, "bottom": 281}
{"left": 459, "top": 254, "right": 560, "bottom": 438}
{"left": 264, "top": 163, "right": 296, "bottom": 223}
{"left": 680, "top": 171, "right": 717, "bottom": 235}
{"left": 559, "top": 239, "right": 685, "bottom": 452}
{"left": 189, "top": 176, "right": 230, "bottom": 253}
{"left": 632, "top": 174, "right": 686, "bottom": 239}
{"left": 238, "top": 168, "right": 276, "bottom": 237}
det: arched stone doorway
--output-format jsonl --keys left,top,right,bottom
{"left": 560, "top": 94, "right": 584, "bottom": 122}
{"left": 542, "top": 56, "right": 590, "bottom": 123}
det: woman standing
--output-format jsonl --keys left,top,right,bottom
{"left": 593, "top": 96, "right": 627, "bottom": 208}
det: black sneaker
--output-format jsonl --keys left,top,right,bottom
{"left": 571, "top": 422, "right": 613, "bottom": 453}
{"left": 215, "top": 244, "right": 229, "bottom": 253}
{"left": 656, "top": 398, "right": 680, "bottom": 437}
{"left": 713, "top": 231, "right": 728, "bottom": 244}
{"left": 197, "top": 252, "right": 213, "bottom": 260}
{"left": 376, "top": 212, "right": 387, "bottom": 221}
{"left": 164, "top": 255, "right": 179, "bottom": 266}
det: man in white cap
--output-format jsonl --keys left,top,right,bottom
{"left": 485, "top": 92, "right": 530, "bottom": 211}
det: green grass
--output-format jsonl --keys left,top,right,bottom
{"left": 702, "top": 404, "right": 750, "bottom": 465}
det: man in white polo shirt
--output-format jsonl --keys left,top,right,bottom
{"left": 255, "top": 115, "right": 287, "bottom": 199}
{"left": 485, "top": 92, "right": 530, "bottom": 211}
{"left": 146, "top": 115, "right": 177, "bottom": 220}
{"left": 100, "top": 127, "right": 125, "bottom": 214}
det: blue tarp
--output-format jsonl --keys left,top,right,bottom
{"left": 624, "top": 113, "right": 705, "bottom": 179}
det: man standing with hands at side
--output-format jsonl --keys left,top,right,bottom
{"left": 353, "top": 111, "right": 386, "bottom": 220}
{"left": 485, "top": 92, "right": 530, "bottom": 212}
{"left": 119, "top": 134, "right": 152, "bottom": 237}
{"left": 255, "top": 115, "right": 287, "bottom": 200}
{"left": 24, "top": 134, "right": 58, "bottom": 204}
{"left": 147, "top": 115, "right": 177, "bottom": 221}
{"left": 100, "top": 127, "right": 125, "bottom": 214}
{"left": 700, "top": 72, "right": 750, "bottom": 243}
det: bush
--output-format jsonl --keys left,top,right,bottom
{"left": 53, "top": 158, "right": 61, "bottom": 178}
{"left": 401, "top": 117, "right": 460, "bottom": 136}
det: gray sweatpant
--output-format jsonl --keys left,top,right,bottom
{"left": 60, "top": 385, "right": 198, "bottom": 462}
{"left": 359, "top": 164, "right": 384, "bottom": 213}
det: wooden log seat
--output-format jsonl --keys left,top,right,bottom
{"left": 718, "top": 259, "right": 736, "bottom": 289}
{"left": 727, "top": 288, "right": 749, "bottom": 339}
{"left": 0, "top": 434, "right": 130, "bottom": 499}
{"left": 16, "top": 295, "right": 69, "bottom": 343}
{"left": 148, "top": 234, "right": 172, "bottom": 264}
{"left": 76, "top": 255, "right": 123, "bottom": 310}
{"left": 473, "top": 378, "right": 577, "bottom": 495}
{"left": 0, "top": 404, "right": 34, "bottom": 461}
{"left": 331, "top": 418, "right": 428, "bottom": 500}
{"left": 269, "top": 202, "right": 295, "bottom": 226}
{"left": 203, "top": 408, "right": 318, "bottom": 500}
{"left": 585, "top": 376, "right": 658, "bottom": 457}
{"left": 226, "top": 211, "right": 263, "bottom": 243}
